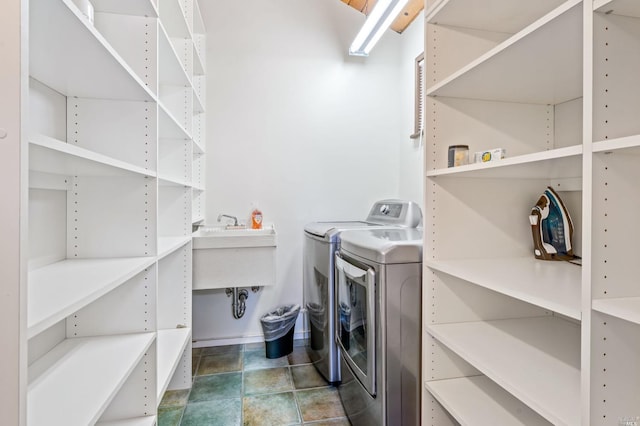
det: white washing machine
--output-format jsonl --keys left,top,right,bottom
{"left": 303, "top": 200, "right": 421, "bottom": 384}
{"left": 335, "top": 227, "right": 423, "bottom": 426}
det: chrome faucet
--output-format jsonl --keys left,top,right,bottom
{"left": 217, "top": 214, "right": 239, "bottom": 226}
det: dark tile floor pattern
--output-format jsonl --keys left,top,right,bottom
{"left": 158, "top": 341, "right": 350, "bottom": 426}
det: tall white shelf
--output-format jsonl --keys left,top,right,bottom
{"left": 191, "top": 0, "right": 206, "bottom": 225}
{"left": 422, "top": 0, "right": 640, "bottom": 424}
{"left": 0, "top": 0, "right": 206, "bottom": 423}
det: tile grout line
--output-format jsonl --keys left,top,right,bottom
{"left": 285, "top": 362, "right": 306, "bottom": 425}
{"left": 240, "top": 343, "right": 246, "bottom": 426}
{"left": 167, "top": 342, "right": 347, "bottom": 426}
{"left": 175, "top": 348, "right": 199, "bottom": 426}
{"left": 188, "top": 349, "right": 200, "bottom": 421}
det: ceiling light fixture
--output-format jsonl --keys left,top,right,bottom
{"left": 349, "top": 0, "right": 409, "bottom": 57}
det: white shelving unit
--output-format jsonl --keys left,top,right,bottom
{"left": 158, "top": 236, "right": 192, "bottom": 260}
{"left": 156, "top": 328, "right": 192, "bottom": 400}
{"left": 592, "top": 297, "right": 640, "bottom": 325}
{"left": 30, "top": 134, "right": 157, "bottom": 179}
{"left": 96, "top": 418, "right": 157, "bottom": 426}
{"left": 425, "top": 376, "right": 552, "bottom": 425}
{"left": 589, "top": 2, "right": 640, "bottom": 420}
{"left": 30, "top": 0, "right": 154, "bottom": 102}
{"left": 28, "top": 333, "right": 155, "bottom": 425}
{"left": 427, "top": 317, "right": 581, "bottom": 425}
{"left": 425, "top": 145, "right": 582, "bottom": 180}
{"left": 427, "top": 0, "right": 582, "bottom": 104}
{"left": 191, "top": 1, "right": 206, "bottom": 227}
{"left": 28, "top": 257, "right": 155, "bottom": 338}
{"left": 0, "top": 0, "right": 206, "bottom": 423}
{"left": 427, "top": 257, "right": 582, "bottom": 320}
{"left": 423, "top": 0, "right": 640, "bottom": 424}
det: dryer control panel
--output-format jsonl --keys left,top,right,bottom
{"left": 366, "top": 200, "right": 422, "bottom": 228}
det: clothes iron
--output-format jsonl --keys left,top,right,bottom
{"left": 529, "top": 186, "right": 575, "bottom": 261}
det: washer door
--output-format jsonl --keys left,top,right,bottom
{"left": 335, "top": 253, "right": 376, "bottom": 396}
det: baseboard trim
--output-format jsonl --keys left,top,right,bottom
{"left": 192, "top": 330, "right": 309, "bottom": 348}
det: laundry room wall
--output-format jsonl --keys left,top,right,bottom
{"left": 194, "top": 0, "right": 423, "bottom": 346}
{"left": 398, "top": 15, "right": 425, "bottom": 214}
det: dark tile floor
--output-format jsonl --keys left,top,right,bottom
{"left": 158, "top": 341, "right": 350, "bottom": 426}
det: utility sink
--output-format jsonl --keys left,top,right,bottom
{"left": 192, "top": 224, "right": 277, "bottom": 290}
{"left": 193, "top": 225, "right": 277, "bottom": 249}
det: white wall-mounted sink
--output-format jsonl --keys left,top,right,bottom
{"left": 192, "top": 224, "right": 277, "bottom": 290}
{"left": 193, "top": 225, "right": 276, "bottom": 249}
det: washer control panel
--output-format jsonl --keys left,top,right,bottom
{"left": 378, "top": 203, "right": 401, "bottom": 217}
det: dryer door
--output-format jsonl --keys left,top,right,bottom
{"left": 335, "top": 253, "right": 376, "bottom": 396}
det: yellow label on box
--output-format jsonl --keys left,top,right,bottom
{"left": 475, "top": 148, "right": 506, "bottom": 163}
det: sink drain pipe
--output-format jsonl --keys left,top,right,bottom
{"left": 225, "top": 287, "right": 260, "bottom": 319}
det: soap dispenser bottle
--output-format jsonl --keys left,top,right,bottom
{"left": 250, "top": 205, "right": 263, "bottom": 230}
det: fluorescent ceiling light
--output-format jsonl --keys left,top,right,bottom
{"left": 349, "top": 0, "right": 409, "bottom": 57}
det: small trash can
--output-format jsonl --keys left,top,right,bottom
{"left": 260, "top": 304, "right": 301, "bottom": 359}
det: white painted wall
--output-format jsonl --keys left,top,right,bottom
{"left": 194, "top": 0, "right": 424, "bottom": 346}
{"left": 398, "top": 15, "right": 425, "bottom": 210}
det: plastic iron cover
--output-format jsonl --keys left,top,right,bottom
{"left": 529, "top": 186, "right": 575, "bottom": 261}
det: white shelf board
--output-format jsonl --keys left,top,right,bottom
{"left": 592, "top": 297, "right": 640, "bottom": 325}
{"left": 28, "top": 257, "right": 156, "bottom": 338}
{"left": 31, "top": 0, "right": 154, "bottom": 102}
{"left": 426, "top": 145, "right": 582, "bottom": 179}
{"left": 158, "top": 236, "right": 191, "bottom": 260}
{"left": 427, "top": 0, "right": 582, "bottom": 104}
{"left": 159, "top": 102, "right": 191, "bottom": 140}
{"left": 193, "top": 1, "right": 206, "bottom": 35}
{"left": 425, "top": 0, "right": 565, "bottom": 33}
{"left": 157, "top": 328, "right": 191, "bottom": 401}
{"left": 192, "top": 185, "right": 205, "bottom": 192}
{"left": 28, "top": 333, "right": 155, "bottom": 426}
{"left": 158, "top": 23, "right": 191, "bottom": 87}
{"left": 192, "top": 215, "right": 205, "bottom": 224}
{"left": 96, "top": 416, "right": 157, "bottom": 426}
{"left": 427, "top": 257, "right": 581, "bottom": 320}
{"left": 192, "top": 138, "right": 205, "bottom": 155}
{"left": 29, "top": 134, "right": 156, "bottom": 179}
{"left": 91, "top": 0, "right": 158, "bottom": 17}
{"left": 193, "top": 42, "right": 205, "bottom": 76}
{"left": 593, "top": 134, "right": 640, "bottom": 154}
{"left": 193, "top": 89, "right": 205, "bottom": 114}
{"left": 160, "top": 0, "right": 191, "bottom": 39}
{"left": 29, "top": 170, "right": 70, "bottom": 191}
{"left": 426, "top": 376, "right": 552, "bottom": 425}
{"left": 594, "top": 0, "right": 640, "bottom": 18}
{"left": 426, "top": 316, "right": 580, "bottom": 425}
{"left": 159, "top": 175, "right": 191, "bottom": 187}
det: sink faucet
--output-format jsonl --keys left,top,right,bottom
{"left": 217, "top": 214, "right": 239, "bottom": 226}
